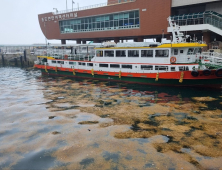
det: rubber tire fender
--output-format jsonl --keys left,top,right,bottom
{"left": 191, "top": 70, "right": 199, "bottom": 77}
{"left": 203, "top": 69, "right": 211, "bottom": 76}
{"left": 215, "top": 68, "right": 222, "bottom": 77}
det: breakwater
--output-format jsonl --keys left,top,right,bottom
{"left": 0, "top": 51, "right": 36, "bottom": 67}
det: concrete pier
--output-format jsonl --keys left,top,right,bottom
{"left": 0, "top": 50, "right": 36, "bottom": 67}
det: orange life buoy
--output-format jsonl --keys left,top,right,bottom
{"left": 170, "top": 56, "right": 177, "bottom": 63}
{"left": 64, "top": 55, "right": 68, "bottom": 60}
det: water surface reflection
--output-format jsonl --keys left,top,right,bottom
{"left": 0, "top": 67, "right": 222, "bottom": 170}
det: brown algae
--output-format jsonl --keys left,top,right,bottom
{"left": 42, "top": 80, "right": 222, "bottom": 159}
{"left": 78, "top": 121, "right": 99, "bottom": 125}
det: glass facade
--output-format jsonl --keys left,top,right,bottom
{"left": 59, "top": 10, "right": 140, "bottom": 34}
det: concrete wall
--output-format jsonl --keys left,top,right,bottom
{"left": 172, "top": 0, "right": 220, "bottom": 7}
{"left": 0, "top": 51, "right": 36, "bottom": 67}
{"left": 206, "top": 1, "right": 222, "bottom": 14}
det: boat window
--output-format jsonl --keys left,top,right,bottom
{"left": 104, "top": 50, "right": 114, "bottom": 57}
{"left": 122, "top": 65, "right": 132, "bottom": 69}
{"left": 79, "top": 62, "right": 86, "bottom": 66}
{"left": 89, "top": 47, "right": 94, "bottom": 51}
{"left": 57, "top": 61, "right": 64, "bottom": 64}
{"left": 180, "top": 50, "right": 184, "bottom": 54}
{"left": 82, "top": 47, "right": 87, "bottom": 51}
{"left": 116, "top": 50, "right": 126, "bottom": 57}
{"left": 141, "top": 50, "right": 153, "bottom": 57}
{"left": 52, "top": 60, "right": 56, "bottom": 63}
{"left": 141, "top": 65, "right": 153, "bottom": 70}
{"left": 42, "top": 58, "right": 47, "bottom": 62}
{"left": 128, "top": 50, "right": 139, "bottom": 57}
{"left": 171, "top": 67, "right": 176, "bottom": 71}
{"left": 155, "top": 66, "right": 168, "bottom": 71}
{"left": 179, "top": 66, "right": 189, "bottom": 71}
{"left": 179, "top": 67, "right": 183, "bottom": 71}
{"left": 174, "top": 49, "right": 178, "bottom": 55}
{"left": 110, "top": 64, "right": 120, "bottom": 68}
{"left": 187, "top": 48, "right": 194, "bottom": 55}
{"left": 194, "top": 48, "right": 202, "bottom": 54}
{"left": 69, "top": 62, "right": 76, "bottom": 65}
{"left": 87, "top": 63, "right": 93, "bottom": 67}
{"left": 99, "top": 64, "right": 109, "bottom": 68}
{"left": 96, "top": 50, "right": 103, "bottom": 57}
{"left": 155, "top": 50, "right": 169, "bottom": 57}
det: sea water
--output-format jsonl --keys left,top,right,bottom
{"left": 0, "top": 67, "right": 222, "bottom": 170}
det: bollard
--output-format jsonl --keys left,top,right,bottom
{"left": 24, "top": 50, "right": 27, "bottom": 61}
{"left": 20, "top": 56, "right": 23, "bottom": 67}
{"left": 14, "top": 58, "right": 18, "bottom": 66}
{"left": 2, "top": 54, "right": 5, "bottom": 66}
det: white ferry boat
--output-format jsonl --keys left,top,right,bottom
{"left": 34, "top": 18, "right": 222, "bottom": 88}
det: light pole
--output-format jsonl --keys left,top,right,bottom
{"left": 66, "top": 0, "right": 67, "bottom": 11}
{"left": 72, "top": 1, "right": 75, "bottom": 11}
{"left": 53, "top": 8, "right": 58, "bottom": 14}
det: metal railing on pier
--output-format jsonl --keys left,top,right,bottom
{"left": 0, "top": 45, "right": 97, "bottom": 59}
{"left": 169, "top": 11, "right": 222, "bottom": 30}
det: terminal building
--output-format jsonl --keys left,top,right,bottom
{"left": 38, "top": 0, "right": 222, "bottom": 49}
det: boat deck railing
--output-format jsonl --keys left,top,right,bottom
{"left": 201, "top": 52, "right": 222, "bottom": 66}
{"left": 202, "top": 52, "right": 222, "bottom": 58}
{"left": 169, "top": 11, "right": 222, "bottom": 30}
{"left": 34, "top": 45, "right": 96, "bottom": 57}
{"left": 37, "top": 54, "right": 94, "bottom": 62}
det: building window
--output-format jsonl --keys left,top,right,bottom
{"left": 155, "top": 50, "right": 169, "bottom": 57}
{"left": 128, "top": 50, "right": 139, "bottom": 57}
{"left": 141, "top": 50, "right": 153, "bottom": 57}
{"left": 52, "top": 61, "right": 56, "bottom": 63}
{"left": 110, "top": 64, "right": 120, "bottom": 68}
{"left": 59, "top": 10, "right": 140, "bottom": 34}
{"left": 96, "top": 50, "right": 103, "bottom": 57}
{"left": 141, "top": 65, "right": 153, "bottom": 70}
{"left": 104, "top": 50, "right": 114, "bottom": 57}
{"left": 122, "top": 65, "right": 132, "bottom": 69}
{"left": 99, "top": 64, "right": 109, "bottom": 68}
{"left": 116, "top": 50, "right": 126, "bottom": 57}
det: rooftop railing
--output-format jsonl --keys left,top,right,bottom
{"left": 54, "top": 0, "right": 136, "bottom": 14}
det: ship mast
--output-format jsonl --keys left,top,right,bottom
{"left": 168, "top": 17, "right": 188, "bottom": 43}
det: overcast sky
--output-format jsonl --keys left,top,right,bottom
{"left": 0, "top": 0, "right": 105, "bottom": 45}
